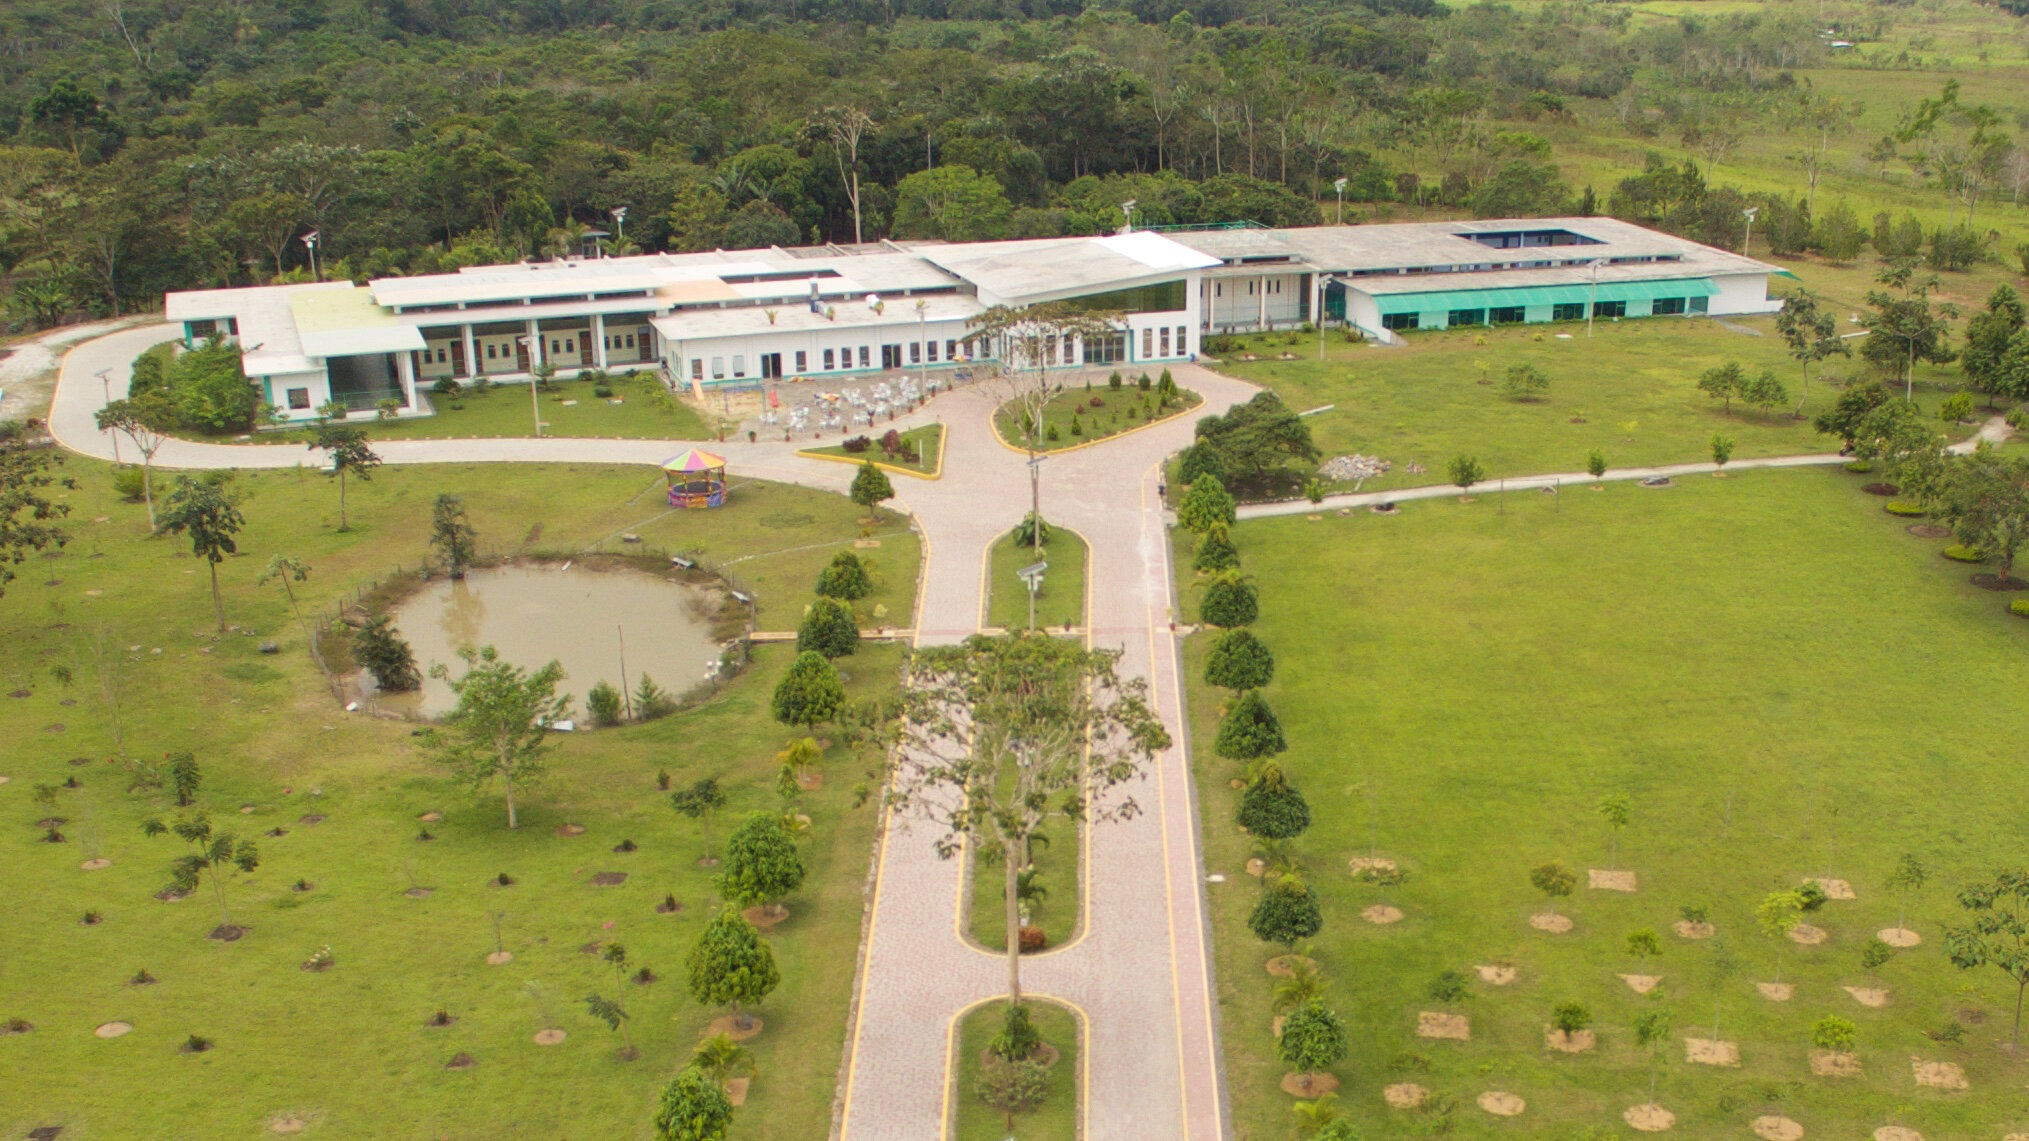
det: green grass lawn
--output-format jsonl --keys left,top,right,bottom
{"left": 969, "top": 819, "right": 1076, "bottom": 960}
{"left": 995, "top": 383, "right": 1202, "bottom": 452}
{"left": 797, "top": 423, "right": 945, "bottom": 477}
{"left": 0, "top": 458, "right": 916, "bottom": 1139}
{"left": 1183, "top": 468, "right": 2029, "bottom": 1140}
{"left": 348, "top": 370, "right": 710, "bottom": 441}
{"left": 954, "top": 1000, "right": 1079, "bottom": 1141}
{"left": 1207, "top": 310, "right": 1996, "bottom": 496}
{"left": 984, "top": 527, "right": 1086, "bottom": 632}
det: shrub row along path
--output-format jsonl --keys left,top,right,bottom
{"left": 51, "top": 321, "right": 1249, "bottom": 1141}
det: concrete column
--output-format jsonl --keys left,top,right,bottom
{"left": 1258, "top": 273, "right": 1268, "bottom": 329}
{"left": 395, "top": 350, "right": 417, "bottom": 408}
{"left": 525, "top": 319, "right": 541, "bottom": 377}
{"left": 461, "top": 324, "right": 478, "bottom": 379}
{"left": 591, "top": 314, "right": 608, "bottom": 369}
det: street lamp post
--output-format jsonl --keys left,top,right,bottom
{"left": 96, "top": 368, "right": 120, "bottom": 462}
{"left": 915, "top": 298, "right": 929, "bottom": 385}
{"left": 1017, "top": 559, "right": 1048, "bottom": 633}
{"left": 301, "top": 231, "right": 320, "bottom": 282}
{"left": 609, "top": 206, "right": 628, "bottom": 250}
{"left": 1586, "top": 258, "right": 1608, "bottom": 340}
{"left": 1120, "top": 199, "right": 1137, "bottom": 234}
{"left": 1741, "top": 206, "right": 1758, "bottom": 257}
{"left": 1333, "top": 177, "right": 1348, "bottom": 225}
{"left": 518, "top": 335, "right": 544, "bottom": 437}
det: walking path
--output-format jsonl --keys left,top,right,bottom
{"left": 49, "top": 323, "right": 1246, "bottom": 1141}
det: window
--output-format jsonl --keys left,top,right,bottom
{"left": 1652, "top": 297, "right": 1686, "bottom": 315}
{"left": 1447, "top": 309, "right": 1485, "bottom": 328}
{"left": 1552, "top": 303, "right": 1586, "bottom": 322}
{"left": 1382, "top": 312, "right": 1420, "bottom": 331}
{"left": 1138, "top": 328, "right": 1150, "bottom": 358}
{"left": 287, "top": 387, "right": 311, "bottom": 410}
{"left": 1159, "top": 327, "right": 1170, "bottom": 357}
{"left": 1594, "top": 300, "right": 1626, "bottom": 318}
{"left": 1063, "top": 280, "right": 1188, "bottom": 314}
{"left": 564, "top": 338, "right": 575, "bottom": 354}
{"left": 858, "top": 346, "right": 870, "bottom": 368}
{"left": 731, "top": 354, "right": 746, "bottom": 377}
{"left": 795, "top": 350, "right": 807, "bottom": 372}
{"left": 1489, "top": 306, "right": 1526, "bottom": 325}
{"left": 910, "top": 342, "right": 921, "bottom": 364}
{"left": 1215, "top": 283, "right": 1222, "bottom": 297}
{"left": 823, "top": 349, "right": 835, "bottom": 370}
{"left": 691, "top": 360, "right": 704, "bottom": 380}
{"left": 945, "top": 339, "right": 957, "bottom": 360}
{"left": 486, "top": 343, "right": 498, "bottom": 359}
{"left": 1689, "top": 295, "right": 1709, "bottom": 314}
{"left": 711, "top": 356, "right": 725, "bottom": 379}
{"left": 926, "top": 340, "right": 938, "bottom": 362}
{"left": 626, "top": 333, "right": 636, "bottom": 348}
{"left": 1086, "top": 331, "right": 1126, "bottom": 364}
{"left": 1176, "top": 326, "right": 1187, "bottom": 356}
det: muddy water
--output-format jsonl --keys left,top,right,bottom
{"left": 380, "top": 563, "right": 722, "bottom": 719}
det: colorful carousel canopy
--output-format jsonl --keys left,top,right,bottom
{"left": 662, "top": 449, "right": 726, "bottom": 473}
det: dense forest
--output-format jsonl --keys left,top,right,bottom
{"left": 2, "top": 0, "right": 2027, "bottom": 327}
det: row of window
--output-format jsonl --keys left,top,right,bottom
{"left": 1380, "top": 298, "right": 1682, "bottom": 331}
{"left": 689, "top": 338, "right": 991, "bottom": 381}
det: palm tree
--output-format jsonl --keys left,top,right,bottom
{"left": 1272, "top": 956, "right": 1327, "bottom": 1014}
{"left": 1290, "top": 1091, "right": 1346, "bottom": 1136}
{"left": 692, "top": 1032, "right": 757, "bottom": 1089}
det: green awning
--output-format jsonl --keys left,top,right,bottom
{"left": 1369, "top": 278, "right": 1716, "bottom": 316}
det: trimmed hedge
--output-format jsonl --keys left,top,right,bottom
{"left": 1884, "top": 501, "right": 1927, "bottom": 517}
{"left": 1843, "top": 460, "right": 1873, "bottom": 474}
{"left": 1943, "top": 545, "right": 1986, "bottom": 563}
{"left": 2010, "top": 598, "right": 2029, "bottom": 618}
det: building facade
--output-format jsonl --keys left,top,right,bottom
{"left": 163, "top": 218, "right": 1783, "bottom": 423}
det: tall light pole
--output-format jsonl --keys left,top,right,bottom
{"left": 95, "top": 368, "right": 120, "bottom": 462}
{"left": 518, "top": 334, "right": 544, "bottom": 437}
{"left": 609, "top": 206, "right": 627, "bottom": 251}
{"left": 1120, "top": 199, "right": 1137, "bottom": 234}
{"left": 301, "top": 230, "right": 320, "bottom": 282}
{"left": 1586, "top": 258, "right": 1608, "bottom": 339}
{"left": 1333, "top": 177, "right": 1348, "bottom": 225}
{"left": 1741, "top": 206, "right": 1758, "bottom": 256}
{"left": 915, "top": 298, "right": 929, "bottom": 384}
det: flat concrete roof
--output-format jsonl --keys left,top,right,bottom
{"left": 908, "top": 232, "right": 1220, "bottom": 305}
{"left": 292, "top": 288, "right": 425, "bottom": 357}
{"left": 652, "top": 293, "right": 983, "bottom": 341}
{"left": 1173, "top": 218, "right": 1777, "bottom": 279}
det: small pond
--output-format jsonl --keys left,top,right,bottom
{"left": 377, "top": 562, "right": 727, "bottom": 719}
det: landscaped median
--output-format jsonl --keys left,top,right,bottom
{"left": 954, "top": 999, "right": 1080, "bottom": 1140}
{"left": 796, "top": 423, "right": 945, "bottom": 479}
{"left": 993, "top": 370, "right": 1202, "bottom": 453}
{"left": 983, "top": 521, "right": 1086, "bottom": 633}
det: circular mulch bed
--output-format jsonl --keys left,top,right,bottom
{"left": 531, "top": 1029, "right": 566, "bottom": 1045}
{"left": 1477, "top": 1091, "right": 1525, "bottom": 1116}
{"left": 80, "top": 858, "right": 110, "bottom": 870}
{"left": 444, "top": 1053, "right": 476, "bottom": 1070}
{"left": 297, "top": 814, "right": 325, "bottom": 825}
{"left": 270, "top": 1117, "right": 307, "bottom": 1134}
{"left": 696, "top": 856, "right": 721, "bottom": 868}
{"left": 741, "top": 905, "right": 790, "bottom": 929}
{"left": 656, "top": 899, "right": 684, "bottom": 914}
{"left": 1751, "top": 1116, "right": 1805, "bottom": 1141}
{"left": 1970, "top": 573, "right": 2028, "bottom": 591}
{"left": 208, "top": 925, "right": 247, "bottom": 942}
{"left": 95, "top": 1021, "right": 132, "bottom": 1038}
{"left": 590, "top": 872, "right": 628, "bottom": 886}
{"left": 155, "top": 889, "right": 189, "bottom": 903}
{"left": 485, "top": 951, "right": 513, "bottom": 965}
{"left": 1861, "top": 482, "right": 1900, "bottom": 496}
{"left": 1623, "top": 1103, "right": 1675, "bottom": 1132}
{"left": 1265, "top": 955, "right": 1316, "bottom": 978}
{"left": 1878, "top": 927, "right": 1922, "bottom": 947}
{"left": 1907, "top": 524, "right": 1952, "bottom": 539}
{"left": 1279, "top": 1072, "right": 1340, "bottom": 1097}
{"left": 1383, "top": 1082, "right": 1429, "bottom": 1108}
{"left": 707, "top": 1015, "right": 764, "bottom": 1041}
{"left": 418, "top": 812, "right": 441, "bottom": 822}
{"left": 554, "top": 824, "right": 586, "bottom": 837}
{"left": 404, "top": 887, "right": 433, "bottom": 899}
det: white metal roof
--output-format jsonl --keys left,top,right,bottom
{"left": 651, "top": 293, "right": 983, "bottom": 341}
{"left": 906, "top": 232, "right": 1219, "bottom": 305}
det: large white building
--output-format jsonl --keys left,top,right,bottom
{"left": 163, "top": 218, "right": 1784, "bottom": 423}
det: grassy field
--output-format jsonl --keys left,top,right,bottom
{"left": 984, "top": 527, "right": 1086, "bottom": 633}
{"left": 1182, "top": 468, "right": 2029, "bottom": 1140}
{"left": 995, "top": 383, "right": 1202, "bottom": 453}
{"left": 953, "top": 999, "right": 1079, "bottom": 1141}
{"left": 349, "top": 370, "right": 711, "bottom": 441}
{"left": 797, "top": 423, "right": 945, "bottom": 477}
{"left": 0, "top": 458, "right": 918, "bottom": 1139}
{"left": 1206, "top": 281, "right": 2011, "bottom": 496}
{"left": 969, "top": 818, "right": 1077, "bottom": 961}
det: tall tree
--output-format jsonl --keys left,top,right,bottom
{"left": 0, "top": 442, "right": 72, "bottom": 600}
{"left": 1192, "top": 392, "right": 1321, "bottom": 485}
{"left": 1935, "top": 450, "right": 2029, "bottom": 583}
{"left": 429, "top": 494, "right": 477, "bottom": 578}
{"left": 159, "top": 475, "right": 244, "bottom": 633}
{"left": 308, "top": 419, "right": 381, "bottom": 532}
{"left": 1862, "top": 260, "right": 1959, "bottom": 400}
{"left": 1961, "top": 285, "right": 2027, "bottom": 408}
{"left": 893, "top": 632, "right": 1168, "bottom": 1006}
{"left": 1944, "top": 869, "right": 2029, "bottom": 1049}
{"left": 815, "top": 106, "right": 874, "bottom": 246}
{"left": 686, "top": 906, "right": 780, "bottom": 1032}
{"left": 422, "top": 646, "right": 570, "bottom": 829}
{"left": 95, "top": 392, "right": 174, "bottom": 528}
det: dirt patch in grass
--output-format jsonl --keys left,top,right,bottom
{"left": 1874, "top": 1128, "right": 1924, "bottom": 1141}
{"left": 1756, "top": 982, "right": 1794, "bottom": 1001}
{"left": 1787, "top": 924, "right": 1826, "bottom": 945}
{"left": 1280, "top": 1072, "right": 1340, "bottom": 1097}
{"left": 1673, "top": 920, "right": 1714, "bottom": 940}
{"left": 94, "top": 1021, "right": 131, "bottom": 1038}
{"left": 554, "top": 823, "right": 585, "bottom": 836}
{"left": 1620, "top": 973, "right": 1661, "bottom": 994}
{"left": 1265, "top": 955, "right": 1315, "bottom": 978}
{"left": 485, "top": 951, "right": 513, "bottom": 965}
{"left": 532, "top": 1029, "right": 566, "bottom": 1045}
{"left": 1475, "top": 964, "right": 1515, "bottom": 985}
{"left": 444, "top": 1053, "right": 475, "bottom": 1069}
{"left": 1911, "top": 1058, "right": 1967, "bottom": 1090}
{"left": 1245, "top": 858, "right": 1265, "bottom": 877}
{"left": 706, "top": 1015, "right": 764, "bottom": 1042}
{"left": 741, "top": 904, "right": 789, "bottom": 929}
{"left": 1811, "top": 1049, "right": 1862, "bottom": 1077}
{"left": 80, "top": 858, "right": 110, "bottom": 870}
{"left": 1812, "top": 877, "right": 1856, "bottom": 900}
{"left": 1970, "top": 573, "right": 2028, "bottom": 591}
{"left": 1417, "top": 1012, "right": 1470, "bottom": 1041}
{"left": 1347, "top": 857, "right": 1398, "bottom": 875}
{"left": 1844, "top": 986, "right": 1889, "bottom": 1007}
{"left": 269, "top": 1116, "right": 307, "bottom": 1134}
{"left": 589, "top": 872, "right": 628, "bottom": 886}
{"left": 1589, "top": 869, "right": 1637, "bottom": 892}
{"left": 724, "top": 1077, "right": 750, "bottom": 1107}
{"left": 1752, "top": 1115, "right": 1805, "bottom": 1140}
{"left": 1384, "top": 1083, "right": 1428, "bottom": 1108}
{"left": 298, "top": 814, "right": 325, "bottom": 825}
{"left": 1623, "top": 1103, "right": 1675, "bottom": 1131}
{"left": 1477, "top": 1091, "right": 1524, "bottom": 1116}
{"left": 1878, "top": 927, "right": 1921, "bottom": 947}
{"left": 1684, "top": 1038, "right": 1739, "bottom": 1066}
{"left": 1862, "top": 483, "right": 1900, "bottom": 496}
{"left": 1907, "top": 523, "right": 1952, "bottom": 538}
{"left": 1361, "top": 904, "right": 1404, "bottom": 924}
{"left": 1545, "top": 1026, "right": 1596, "bottom": 1053}
{"left": 1530, "top": 912, "right": 1573, "bottom": 933}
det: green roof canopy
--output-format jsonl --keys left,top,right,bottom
{"left": 1368, "top": 278, "right": 1717, "bottom": 316}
